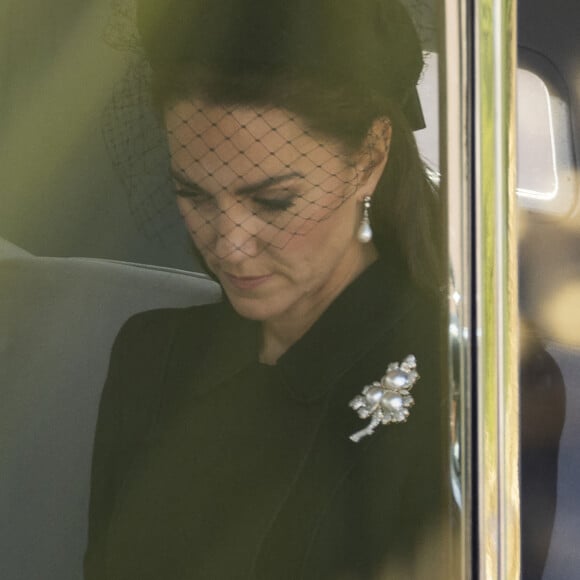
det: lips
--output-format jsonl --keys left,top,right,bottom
{"left": 223, "top": 272, "right": 272, "bottom": 290}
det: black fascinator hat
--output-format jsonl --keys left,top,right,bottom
{"left": 136, "top": 0, "right": 426, "bottom": 130}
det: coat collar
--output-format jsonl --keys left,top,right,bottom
{"left": 275, "top": 258, "right": 418, "bottom": 402}
{"left": 167, "top": 258, "right": 420, "bottom": 404}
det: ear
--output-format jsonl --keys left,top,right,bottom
{"left": 354, "top": 117, "right": 392, "bottom": 202}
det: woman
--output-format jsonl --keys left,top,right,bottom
{"left": 84, "top": 0, "right": 449, "bottom": 578}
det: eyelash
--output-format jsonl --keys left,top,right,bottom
{"left": 174, "top": 187, "right": 296, "bottom": 213}
{"left": 174, "top": 187, "right": 212, "bottom": 202}
{"left": 253, "top": 195, "right": 296, "bottom": 212}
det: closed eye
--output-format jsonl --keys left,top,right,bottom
{"left": 170, "top": 168, "right": 300, "bottom": 213}
{"left": 253, "top": 193, "right": 297, "bottom": 212}
{"left": 169, "top": 168, "right": 213, "bottom": 202}
{"left": 173, "top": 183, "right": 214, "bottom": 203}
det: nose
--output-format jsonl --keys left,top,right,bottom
{"left": 212, "top": 200, "right": 261, "bottom": 261}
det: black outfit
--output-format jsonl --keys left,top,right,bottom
{"left": 84, "top": 259, "right": 564, "bottom": 579}
{"left": 85, "top": 259, "right": 449, "bottom": 579}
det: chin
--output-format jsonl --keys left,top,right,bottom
{"left": 225, "top": 294, "right": 281, "bottom": 322}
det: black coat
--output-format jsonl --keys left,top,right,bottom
{"left": 84, "top": 259, "right": 562, "bottom": 579}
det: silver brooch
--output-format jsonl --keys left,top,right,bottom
{"left": 349, "top": 355, "right": 419, "bottom": 442}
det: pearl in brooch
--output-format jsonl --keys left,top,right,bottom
{"left": 348, "top": 355, "right": 419, "bottom": 442}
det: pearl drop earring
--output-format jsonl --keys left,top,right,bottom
{"left": 357, "top": 196, "right": 373, "bottom": 243}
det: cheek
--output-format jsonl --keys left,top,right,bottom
{"left": 290, "top": 208, "right": 359, "bottom": 277}
{"left": 306, "top": 205, "right": 357, "bottom": 251}
{"left": 272, "top": 221, "right": 336, "bottom": 277}
{"left": 176, "top": 199, "right": 212, "bottom": 241}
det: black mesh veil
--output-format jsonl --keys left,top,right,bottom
{"left": 103, "top": 65, "right": 373, "bottom": 258}
{"left": 165, "top": 102, "right": 369, "bottom": 259}
{"left": 103, "top": 59, "right": 177, "bottom": 243}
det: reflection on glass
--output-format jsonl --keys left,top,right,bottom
{"left": 517, "top": 69, "right": 558, "bottom": 200}
{"left": 516, "top": 52, "right": 577, "bottom": 217}
{"left": 517, "top": 10, "right": 577, "bottom": 580}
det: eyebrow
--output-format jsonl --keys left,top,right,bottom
{"left": 169, "top": 168, "right": 303, "bottom": 196}
{"left": 236, "top": 173, "right": 304, "bottom": 196}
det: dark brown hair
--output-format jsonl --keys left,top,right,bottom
{"left": 138, "top": 0, "right": 443, "bottom": 289}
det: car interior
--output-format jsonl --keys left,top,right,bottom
{"left": 0, "top": 0, "right": 578, "bottom": 578}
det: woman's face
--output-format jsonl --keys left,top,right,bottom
{"left": 165, "top": 100, "right": 386, "bottom": 323}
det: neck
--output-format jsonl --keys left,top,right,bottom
{"left": 258, "top": 249, "right": 378, "bottom": 365}
{"left": 259, "top": 295, "right": 332, "bottom": 365}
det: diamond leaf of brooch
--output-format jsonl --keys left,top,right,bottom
{"left": 349, "top": 355, "right": 419, "bottom": 442}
